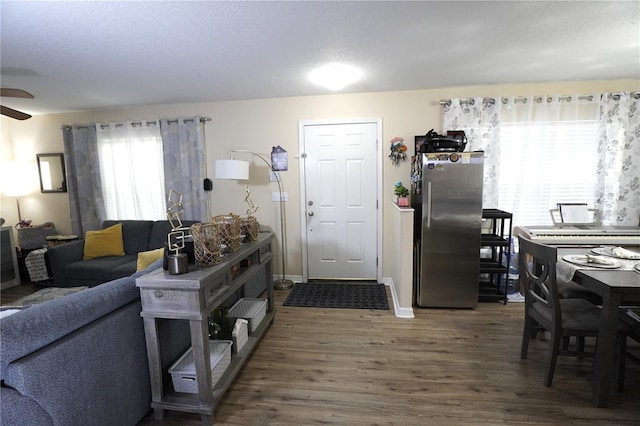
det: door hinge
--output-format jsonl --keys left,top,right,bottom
{"left": 376, "top": 257, "right": 379, "bottom": 266}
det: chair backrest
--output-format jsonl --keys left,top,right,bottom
{"left": 518, "top": 236, "right": 562, "bottom": 328}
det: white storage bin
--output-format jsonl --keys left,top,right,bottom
{"left": 169, "top": 340, "right": 232, "bottom": 393}
{"left": 232, "top": 318, "right": 249, "bottom": 354}
{"left": 228, "top": 298, "right": 267, "bottom": 333}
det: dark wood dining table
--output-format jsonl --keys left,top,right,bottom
{"left": 568, "top": 266, "right": 640, "bottom": 407}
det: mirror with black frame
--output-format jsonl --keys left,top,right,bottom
{"left": 36, "top": 153, "right": 67, "bottom": 193}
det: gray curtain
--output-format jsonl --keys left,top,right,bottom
{"left": 159, "top": 117, "right": 207, "bottom": 221}
{"left": 62, "top": 125, "right": 105, "bottom": 236}
{"left": 62, "top": 117, "right": 207, "bottom": 232}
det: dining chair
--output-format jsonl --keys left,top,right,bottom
{"left": 557, "top": 279, "right": 602, "bottom": 305}
{"left": 616, "top": 309, "right": 640, "bottom": 391}
{"left": 518, "top": 236, "right": 603, "bottom": 387}
{"left": 556, "top": 279, "right": 603, "bottom": 351}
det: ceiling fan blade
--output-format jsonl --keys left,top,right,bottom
{"left": 1, "top": 105, "right": 32, "bottom": 120}
{"left": 0, "top": 88, "right": 34, "bottom": 99}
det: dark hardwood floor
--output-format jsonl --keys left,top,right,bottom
{"left": 138, "top": 287, "right": 640, "bottom": 425}
{"left": 0, "top": 282, "right": 43, "bottom": 305}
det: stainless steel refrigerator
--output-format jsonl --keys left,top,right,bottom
{"left": 413, "top": 150, "right": 484, "bottom": 308}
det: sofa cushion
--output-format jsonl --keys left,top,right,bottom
{"left": 83, "top": 223, "right": 125, "bottom": 260}
{"left": 0, "top": 387, "right": 53, "bottom": 425}
{"left": 102, "top": 220, "right": 154, "bottom": 255}
{"left": 111, "top": 260, "right": 139, "bottom": 280}
{"left": 132, "top": 258, "right": 164, "bottom": 279}
{"left": 136, "top": 248, "right": 164, "bottom": 272}
{"left": 65, "top": 255, "right": 137, "bottom": 284}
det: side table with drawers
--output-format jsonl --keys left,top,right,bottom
{"left": 135, "top": 231, "right": 275, "bottom": 425}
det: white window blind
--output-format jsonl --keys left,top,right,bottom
{"left": 498, "top": 120, "right": 599, "bottom": 226}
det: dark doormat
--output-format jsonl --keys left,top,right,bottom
{"left": 283, "top": 282, "right": 389, "bottom": 310}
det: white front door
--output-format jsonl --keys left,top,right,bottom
{"left": 299, "top": 120, "right": 380, "bottom": 281}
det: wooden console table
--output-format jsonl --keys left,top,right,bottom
{"left": 135, "top": 231, "right": 275, "bottom": 424}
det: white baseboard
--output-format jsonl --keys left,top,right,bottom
{"left": 382, "top": 277, "right": 415, "bottom": 318}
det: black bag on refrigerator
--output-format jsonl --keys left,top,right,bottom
{"left": 420, "top": 129, "right": 467, "bottom": 153}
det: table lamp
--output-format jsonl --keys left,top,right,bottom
{"left": 4, "top": 161, "right": 31, "bottom": 223}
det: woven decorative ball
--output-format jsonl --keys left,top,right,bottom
{"left": 190, "top": 222, "right": 222, "bottom": 266}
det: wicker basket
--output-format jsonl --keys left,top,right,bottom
{"left": 240, "top": 216, "right": 259, "bottom": 242}
{"left": 16, "top": 222, "right": 57, "bottom": 250}
{"left": 213, "top": 214, "right": 242, "bottom": 252}
{"left": 190, "top": 222, "right": 222, "bottom": 266}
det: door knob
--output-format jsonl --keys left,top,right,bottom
{"left": 308, "top": 211, "right": 314, "bottom": 217}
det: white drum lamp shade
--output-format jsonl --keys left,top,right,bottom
{"left": 215, "top": 159, "right": 249, "bottom": 181}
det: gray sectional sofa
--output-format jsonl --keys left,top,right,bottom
{"left": 48, "top": 220, "right": 197, "bottom": 287}
{"left": 0, "top": 260, "right": 190, "bottom": 426}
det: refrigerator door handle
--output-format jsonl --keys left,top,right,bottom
{"left": 426, "top": 181, "right": 432, "bottom": 228}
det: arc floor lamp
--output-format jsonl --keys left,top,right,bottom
{"left": 215, "top": 150, "right": 294, "bottom": 290}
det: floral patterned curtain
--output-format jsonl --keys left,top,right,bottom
{"left": 443, "top": 92, "right": 639, "bottom": 226}
{"left": 596, "top": 92, "right": 640, "bottom": 226}
{"left": 443, "top": 97, "right": 501, "bottom": 208}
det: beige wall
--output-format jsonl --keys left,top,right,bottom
{"left": 1, "top": 79, "right": 638, "bottom": 278}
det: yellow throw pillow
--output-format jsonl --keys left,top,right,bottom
{"left": 83, "top": 223, "right": 125, "bottom": 260}
{"left": 136, "top": 248, "right": 164, "bottom": 272}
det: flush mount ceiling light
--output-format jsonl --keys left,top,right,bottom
{"left": 309, "top": 63, "right": 363, "bottom": 91}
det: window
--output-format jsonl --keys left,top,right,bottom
{"left": 498, "top": 120, "right": 599, "bottom": 226}
{"left": 96, "top": 121, "right": 166, "bottom": 220}
{"left": 444, "top": 93, "right": 639, "bottom": 227}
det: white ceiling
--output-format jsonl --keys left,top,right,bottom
{"left": 1, "top": 1, "right": 639, "bottom": 117}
